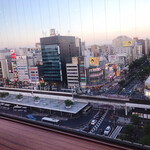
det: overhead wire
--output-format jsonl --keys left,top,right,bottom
{"left": 1, "top": 0, "right": 10, "bottom": 48}
{"left": 79, "top": 0, "right": 83, "bottom": 41}
{"left": 29, "top": 0, "right": 37, "bottom": 45}
{"left": 48, "top": 0, "right": 52, "bottom": 30}
{"left": 38, "top": 0, "right": 44, "bottom": 37}
{"left": 57, "top": 0, "right": 61, "bottom": 35}
{"left": 8, "top": 0, "right": 18, "bottom": 49}
{"left": 22, "top": 0, "right": 29, "bottom": 46}
{"left": 118, "top": 0, "right": 122, "bottom": 36}
{"left": 14, "top": 0, "right": 21, "bottom": 46}
{"left": 0, "top": 1, "right": 5, "bottom": 48}
{"left": 104, "top": 0, "right": 108, "bottom": 43}
{"left": 134, "top": 0, "right": 137, "bottom": 36}
{"left": 91, "top": 0, "right": 95, "bottom": 44}
{"left": 68, "top": 0, "right": 71, "bottom": 35}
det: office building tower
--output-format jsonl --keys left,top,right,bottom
{"left": 40, "top": 35, "right": 80, "bottom": 87}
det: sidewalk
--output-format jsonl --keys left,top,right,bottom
{"left": 117, "top": 117, "right": 131, "bottom": 125}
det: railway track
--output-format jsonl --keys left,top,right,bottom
{"left": 0, "top": 87, "right": 129, "bottom": 104}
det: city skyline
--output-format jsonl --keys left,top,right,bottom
{"left": 1, "top": 0, "right": 150, "bottom": 49}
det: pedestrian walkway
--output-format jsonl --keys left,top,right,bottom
{"left": 110, "top": 126, "right": 122, "bottom": 139}
{"left": 117, "top": 117, "right": 130, "bottom": 124}
{"left": 89, "top": 110, "right": 108, "bottom": 134}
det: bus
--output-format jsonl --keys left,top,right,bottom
{"left": 13, "top": 106, "right": 22, "bottom": 111}
{"left": 41, "top": 117, "right": 60, "bottom": 124}
{"left": 82, "top": 105, "right": 92, "bottom": 114}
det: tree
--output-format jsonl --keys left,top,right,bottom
{"left": 139, "top": 121, "right": 150, "bottom": 146}
{"left": 34, "top": 96, "right": 40, "bottom": 101}
{"left": 143, "top": 120, "right": 150, "bottom": 135}
{"left": 16, "top": 94, "right": 23, "bottom": 99}
{"left": 130, "top": 114, "right": 140, "bottom": 126}
{"left": 139, "top": 135, "right": 150, "bottom": 146}
{"left": 124, "top": 124, "right": 134, "bottom": 141}
{"left": 6, "top": 78, "right": 10, "bottom": 85}
{"left": 0, "top": 92, "right": 9, "bottom": 98}
{"left": 64, "top": 99, "right": 73, "bottom": 107}
{"left": 118, "top": 80, "right": 125, "bottom": 86}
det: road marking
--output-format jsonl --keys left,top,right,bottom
{"left": 89, "top": 110, "right": 108, "bottom": 134}
{"left": 109, "top": 126, "right": 122, "bottom": 139}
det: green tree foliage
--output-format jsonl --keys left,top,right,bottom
{"left": 129, "top": 56, "right": 147, "bottom": 71}
{"left": 0, "top": 92, "right": 9, "bottom": 98}
{"left": 34, "top": 96, "right": 40, "bottom": 101}
{"left": 139, "top": 121, "right": 150, "bottom": 146}
{"left": 16, "top": 94, "right": 23, "bottom": 99}
{"left": 123, "top": 125, "right": 134, "bottom": 141}
{"left": 118, "top": 80, "right": 125, "bottom": 86}
{"left": 6, "top": 78, "right": 10, "bottom": 85}
{"left": 64, "top": 99, "right": 73, "bottom": 107}
{"left": 130, "top": 114, "right": 140, "bottom": 125}
{"left": 144, "top": 121, "right": 150, "bottom": 135}
{"left": 139, "top": 135, "right": 150, "bottom": 146}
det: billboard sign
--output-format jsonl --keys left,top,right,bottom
{"left": 10, "top": 49, "right": 16, "bottom": 59}
{"left": 89, "top": 57, "right": 99, "bottom": 66}
{"left": 123, "top": 41, "right": 133, "bottom": 47}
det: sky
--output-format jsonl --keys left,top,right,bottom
{"left": 0, "top": 0, "right": 150, "bottom": 49}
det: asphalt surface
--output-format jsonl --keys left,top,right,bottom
{"left": 0, "top": 118, "right": 124, "bottom": 150}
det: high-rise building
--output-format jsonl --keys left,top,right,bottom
{"left": 0, "top": 48, "right": 11, "bottom": 80}
{"left": 136, "top": 39, "right": 145, "bottom": 55}
{"left": 40, "top": 35, "right": 81, "bottom": 87}
{"left": 145, "top": 38, "right": 150, "bottom": 56}
{"left": 0, "top": 61, "right": 3, "bottom": 85}
{"left": 91, "top": 45, "right": 99, "bottom": 57}
{"left": 66, "top": 62, "right": 79, "bottom": 89}
{"left": 16, "top": 56, "right": 29, "bottom": 82}
{"left": 29, "top": 67, "right": 39, "bottom": 85}
{"left": 112, "top": 36, "right": 134, "bottom": 64}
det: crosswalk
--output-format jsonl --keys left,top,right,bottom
{"left": 89, "top": 110, "right": 108, "bottom": 134}
{"left": 109, "top": 126, "right": 122, "bottom": 139}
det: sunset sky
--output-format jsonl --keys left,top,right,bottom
{"left": 0, "top": 0, "right": 150, "bottom": 49}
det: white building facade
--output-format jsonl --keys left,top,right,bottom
{"left": 16, "top": 56, "right": 29, "bottom": 82}
{"left": 66, "top": 63, "right": 79, "bottom": 89}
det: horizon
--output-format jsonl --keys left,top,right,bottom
{"left": 1, "top": 0, "right": 150, "bottom": 49}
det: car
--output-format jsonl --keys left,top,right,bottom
{"left": 104, "top": 126, "right": 111, "bottom": 136}
{"left": 94, "top": 114, "right": 100, "bottom": 119}
{"left": 91, "top": 119, "right": 97, "bottom": 125}
{"left": 83, "top": 126, "right": 90, "bottom": 132}
{"left": 26, "top": 114, "right": 36, "bottom": 121}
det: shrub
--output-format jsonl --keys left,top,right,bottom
{"left": 16, "top": 94, "right": 23, "bottom": 99}
{"left": 64, "top": 99, "right": 73, "bottom": 107}
{"left": 0, "top": 92, "right": 9, "bottom": 98}
{"left": 34, "top": 96, "right": 40, "bottom": 101}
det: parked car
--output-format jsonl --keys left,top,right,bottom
{"left": 91, "top": 119, "right": 97, "bottom": 125}
{"left": 104, "top": 126, "right": 111, "bottom": 136}
{"left": 26, "top": 114, "right": 36, "bottom": 121}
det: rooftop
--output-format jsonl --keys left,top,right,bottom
{"left": 0, "top": 94, "right": 88, "bottom": 114}
{"left": 145, "top": 76, "right": 150, "bottom": 85}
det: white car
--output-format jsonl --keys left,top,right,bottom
{"left": 91, "top": 119, "right": 97, "bottom": 125}
{"left": 104, "top": 126, "right": 111, "bottom": 136}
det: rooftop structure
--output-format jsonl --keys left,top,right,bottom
{"left": 144, "top": 76, "right": 150, "bottom": 98}
{"left": 0, "top": 94, "right": 88, "bottom": 114}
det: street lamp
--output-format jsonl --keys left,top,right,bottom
{"left": 72, "top": 88, "right": 74, "bottom": 101}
